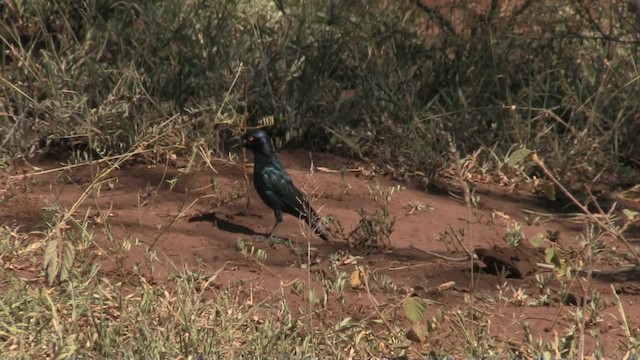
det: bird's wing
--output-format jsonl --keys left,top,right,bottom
{"left": 261, "top": 162, "right": 330, "bottom": 241}
{"left": 261, "top": 164, "right": 308, "bottom": 215}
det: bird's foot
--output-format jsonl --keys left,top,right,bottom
{"left": 271, "top": 236, "right": 295, "bottom": 249}
{"left": 281, "top": 237, "right": 295, "bottom": 248}
{"left": 252, "top": 234, "right": 293, "bottom": 248}
{"left": 252, "top": 234, "right": 271, "bottom": 242}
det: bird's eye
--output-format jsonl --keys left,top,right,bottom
{"left": 248, "top": 136, "right": 254, "bottom": 142}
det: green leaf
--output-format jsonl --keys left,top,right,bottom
{"left": 545, "top": 247, "right": 560, "bottom": 267}
{"left": 60, "top": 241, "right": 75, "bottom": 282}
{"left": 44, "top": 238, "right": 59, "bottom": 285}
{"left": 287, "top": 55, "right": 306, "bottom": 79}
{"left": 335, "top": 317, "right": 353, "bottom": 331}
{"left": 544, "top": 247, "right": 554, "bottom": 263}
{"left": 623, "top": 208, "right": 639, "bottom": 220}
{"left": 529, "top": 233, "right": 544, "bottom": 247}
{"left": 403, "top": 296, "right": 426, "bottom": 323}
{"left": 507, "top": 148, "right": 533, "bottom": 166}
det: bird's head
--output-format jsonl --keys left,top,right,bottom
{"left": 242, "top": 129, "right": 275, "bottom": 155}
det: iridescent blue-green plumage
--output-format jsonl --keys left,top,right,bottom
{"left": 243, "top": 129, "right": 330, "bottom": 242}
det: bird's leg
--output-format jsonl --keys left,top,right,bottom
{"left": 268, "top": 211, "right": 297, "bottom": 248}
{"left": 253, "top": 211, "right": 283, "bottom": 243}
{"left": 267, "top": 220, "right": 282, "bottom": 240}
{"left": 267, "top": 210, "right": 284, "bottom": 243}
{"left": 253, "top": 211, "right": 282, "bottom": 242}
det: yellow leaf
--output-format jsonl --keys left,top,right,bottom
{"left": 623, "top": 208, "right": 639, "bottom": 220}
{"left": 355, "top": 330, "right": 366, "bottom": 345}
{"left": 407, "top": 322, "right": 426, "bottom": 343}
{"left": 540, "top": 181, "right": 556, "bottom": 201}
{"left": 349, "top": 270, "right": 361, "bottom": 288}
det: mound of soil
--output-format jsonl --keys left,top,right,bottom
{"left": 475, "top": 245, "right": 542, "bottom": 279}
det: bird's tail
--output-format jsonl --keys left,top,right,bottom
{"left": 302, "top": 206, "right": 332, "bottom": 242}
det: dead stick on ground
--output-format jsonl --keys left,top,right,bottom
{"left": 530, "top": 152, "right": 640, "bottom": 264}
{"left": 410, "top": 245, "right": 472, "bottom": 262}
{"left": 412, "top": 244, "right": 558, "bottom": 271}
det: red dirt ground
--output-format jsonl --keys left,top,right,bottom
{"left": 2, "top": 150, "right": 640, "bottom": 357}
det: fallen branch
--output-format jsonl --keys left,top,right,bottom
{"left": 577, "top": 265, "right": 640, "bottom": 282}
{"left": 410, "top": 245, "right": 473, "bottom": 262}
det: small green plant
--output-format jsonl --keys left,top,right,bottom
{"left": 348, "top": 207, "right": 396, "bottom": 251}
{"left": 449, "top": 306, "right": 496, "bottom": 357}
{"left": 403, "top": 200, "right": 430, "bottom": 215}
{"left": 435, "top": 226, "right": 467, "bottom": 252}
{"left": 0, "top": 226, "right": 30, "bottom": 267}
{"left": 367, "top": 182, "right": 403, "bottom": 204}
{"left": 320, "top": 263, "right": 348, "bottom": 304}
{"left": 524, "top": 213, "right": 541, "bottom": 226}
{"left": 504, "top": 221, "right": 524, "bottom": 247}
{"left": 367, "top": 270, "right": 398, "bottom": 293}
{"left": 236, "top": 238, "right": 268, "bottom": 262}
{"left": 338, "top": 167, "right": 352, "bottom": 200}
{"left": 585, "top": 289, "right": 607, "bottom": 326}
{"left": 291, "top": 280, "right": 304, "bottom": 296}
{"left": 347, "top": 181, "right": 400, "bottom": 251}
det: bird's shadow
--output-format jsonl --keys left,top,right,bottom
{"left": 189, "top": 212, "right": 259, "bottom": 236}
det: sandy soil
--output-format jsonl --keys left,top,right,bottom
{"left": 2, "top": 150, "right": 639, "bottom": 356}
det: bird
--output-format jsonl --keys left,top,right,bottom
{"left": 242, "top": 129, "right": 331, "bottom": 242}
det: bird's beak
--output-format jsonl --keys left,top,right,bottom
{"left": 229, "top": 135, "right": 245, "bottom": 149}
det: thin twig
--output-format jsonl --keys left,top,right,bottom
{"left": 242, "top": 65, "right": 251, "bottom": 210}
{"left": 7, "top": 147, "right": 167, "bottom": 180}
{"left": 387, "top": 262, "right": 437, "bottom": 271}
{"left": 0, "top": 113, "right": 21, "bottom": 150}
{"left": 361, "top": 267, "right": 401, "bottom": 338}
{"left": 448, "top": 224, "right": 474, "bottom": 259}
{"left": 577, "top": 228, "right": 593, "bottom": 360}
